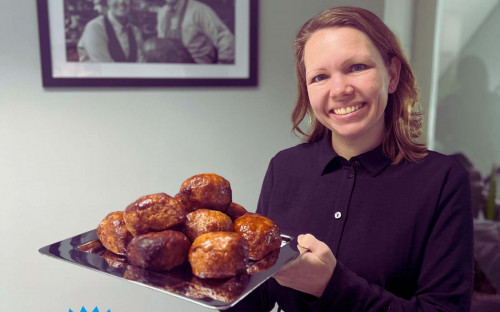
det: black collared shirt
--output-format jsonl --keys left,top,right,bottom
{"left": 230, "top": 133, "right": 473, "bottom": 311}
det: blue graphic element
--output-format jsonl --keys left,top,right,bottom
{"left": 68, "top": 307, "right": 110, "bottom": 312}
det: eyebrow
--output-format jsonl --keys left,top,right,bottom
{"left": 305, "top": 54, "right": 374, "bottom": 74}
{"left": 340, "top": 54, "right": 374, "bottom": 66}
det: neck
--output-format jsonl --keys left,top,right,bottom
{"left": 168, "top": 0, "right": 184, "bottom": 10}
{"left": 330, "top": 125, "right": 385, "bottom": 160}
{"left": 112, "top": 14, "right": 128, "bottom": 26}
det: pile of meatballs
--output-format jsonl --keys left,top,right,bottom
{"left": 96, "top": 173, "right": 282, "bottom": 280}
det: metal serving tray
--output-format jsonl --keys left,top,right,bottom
{"left": 39, "top": 230, "right": 299, "bottom": 310}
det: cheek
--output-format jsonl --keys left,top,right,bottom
{"left": 307, "top": 86, "right": 327, "bottom": 111}
{"left": 364, "top": 72, "right": 387, "bottom": 92}
{"left": 364, "top": 75, "right": 389, "bottom": 105}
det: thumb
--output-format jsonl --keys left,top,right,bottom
{"left": 298, "top": 233, "right": 335, "bottom": 264}
{"left": 298, "top": 233, "right": 321, "bottom": 251}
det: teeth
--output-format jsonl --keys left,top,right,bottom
{"left": 333, "top": 104, "right": 362, "bottom": 115}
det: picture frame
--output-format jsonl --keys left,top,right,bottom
{"left": 36, "top": 0, "right": 258, "bottom": 87}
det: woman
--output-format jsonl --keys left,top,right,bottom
{"left": 229, "top": 6, "right": 473, "bottom": 312}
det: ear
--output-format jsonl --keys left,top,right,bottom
{"left": 387, "top": 57, "right": 401, "bottom": 94}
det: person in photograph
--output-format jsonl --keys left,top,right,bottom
{"left": 77, "top": 0, "right": 144, "bottom": 62}
{"left": 92, "top": 0, "right": 108, "bottom": 15}
{"left": 228, "top": 6, "right": 473, "bottom": 312}
{"left": 155, "top": 0, "right": 235, "bottom": 64}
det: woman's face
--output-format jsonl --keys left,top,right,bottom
{"left": 304, "top": 27, "right": 400, "bottom": 147}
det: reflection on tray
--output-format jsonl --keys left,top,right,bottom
{"left": 78, "top": 238, "right": 280, "bottom": 303}
{"left": 124, "top": 265, "right": 250, "bottom": 303}
{"left": 39, "top": 230, "right": 297, "bottom": 310}
{"left": 247, "top": 248, "right": 280, "bottom": 275}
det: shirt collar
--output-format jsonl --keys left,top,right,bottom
{"left": 318, "top": 131, "right": 391, "bottom": 177}
{"left": 107, "top": 11, "right": 129, "bottom": 34}
{"left": 167, "top": 0, "right": 185, "bottom": 13}
{"left": 354, "top": 144, "right": 392, "bottom": 176}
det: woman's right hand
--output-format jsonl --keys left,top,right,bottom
{"left": 273, "top": 233, "right": 336, "bottom": 298}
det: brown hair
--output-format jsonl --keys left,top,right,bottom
{"left": 291, "top": 7, "right": 427, "bottom": 164}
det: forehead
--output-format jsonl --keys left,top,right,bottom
{"left": 304, "top": 27, "right": 383, "bottom": 65}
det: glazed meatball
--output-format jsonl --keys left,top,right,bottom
{"left": 179, "top": 174, "right": 232, "bottom": 213}
{"left": 97, "top": 211, "right": 133, "bottom": 255}
{"left": 234, "top": 213, "right": 281, "bottom": 260}
{"left": 184, "top": 209, "right": 233, "bottom": 241}
{"left": 226, "top": 202, "right": 248, "bottom": 221}
{"left": 127, "top": 230, "right": 190, "bottom": 271}
{"left": 189, "top": 232, "right": 249, "bottom": 279}
{"left": 123, "top": 193, "right": 185, "bottom": 236}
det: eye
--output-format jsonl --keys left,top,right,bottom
{"left": 350, "top": 64, "right": 366, "bottom": 72}
{"left": 312, "top": 74, "right": 328, "bottom": 83}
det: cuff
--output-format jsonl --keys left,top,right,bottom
{"left": 308, "top": 261, "right": 368, "bottom": 310}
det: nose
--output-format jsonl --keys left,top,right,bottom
{"left": 329, "top": 73, "right": 353, "bottom": 99}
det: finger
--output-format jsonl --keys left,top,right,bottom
{"left": 297, "top": 244, "right": 309, "bottom": 254}
{"left": 297, "top": 233, "right": 321, "bottom": 251}
{"left": 298, "top": 233, "right": 335, "bottom": 263}
{"left": 296, "top": 234, "right": 310, "bottom": 254}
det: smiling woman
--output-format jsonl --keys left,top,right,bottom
{"left": 303, "top": 27, "right": 401, "bottom": 159}
{"left": 292, "top": 7, "right": 426, "bottom": 165}
{"left": 227, "top": 6, "right": 474, "bottom": 312}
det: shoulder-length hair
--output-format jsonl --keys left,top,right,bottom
{"left": 291, "top": 6, "right": 427, "bottom": 164}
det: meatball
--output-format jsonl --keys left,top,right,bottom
{"left": 226, "top": 202, "right": 248, "bottom": 221}
{"left": 184, "top": 209, "right": 233, "bottom": 241}
{"left": 189, "top": 232, "right": 248, "bottom": 279}
{"left": 127, "top": 230, "right": 190, "bottom": 271}
{"left": 123, "top": 193, "right": 185, "bottom": 236}
{"left": 179, "top": 174, "right": 232, "bottom": 213}
{"left": 233, "top": 213, "right": 281, "bottom": 260}
{"left": 97, "top": 211, "right": 133, "bottom": 255}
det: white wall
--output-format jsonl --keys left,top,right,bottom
{"left": 434, "top": 2, "right": 500, "bottom": 177}
{"left": 0, "top": 1, "right": 383, "bottom": 311}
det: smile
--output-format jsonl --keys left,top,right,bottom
{"left": 332, "top": 103, "right": 364, "bottom": 115}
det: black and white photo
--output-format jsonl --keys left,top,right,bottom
{"left": 37, "top": 0, "right": 257, "bottom": 87}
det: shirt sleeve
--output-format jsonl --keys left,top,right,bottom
{"left": 310, "top": 164, "right": 474, "bottom": 311}
{"left": 256, "top": 158, "right": 275, "bottom": 216}
{"left": 192, "top": 5, "right": 235, "bottom": 63}
{"left": 156, "top": 6, "right": 167, "bottom": 39}
{"left": 79, "top": 19, "right": 113, "bottom": 62}
{"left": 133, "top": 26, "right": 145, "bottom": 63}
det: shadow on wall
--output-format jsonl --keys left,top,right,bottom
{"left": 435, "top": 55, "right": 500, "bottom": 177}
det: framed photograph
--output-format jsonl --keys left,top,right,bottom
{"left": 36, "top": 0, "right": 258, "bottom": 87}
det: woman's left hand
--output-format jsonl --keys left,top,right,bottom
{"left": 273, "top": 233, "right": 336, "bottom": 297}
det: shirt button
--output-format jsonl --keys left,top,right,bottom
{"left": 334, "top": 211, "right": 342, "bottom": 219}
{"left": 347, "top": 172, "right": 354, "bottom": 179}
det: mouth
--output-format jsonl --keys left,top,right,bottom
{"left": 331, "top": 103, "right": 365, "bottom": 115}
